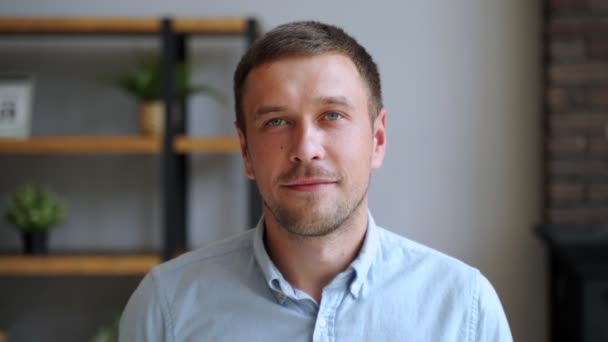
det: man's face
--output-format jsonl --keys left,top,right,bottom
{"left": 237, "top": 53, "right": 386, "bottom": 237}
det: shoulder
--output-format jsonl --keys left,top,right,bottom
{"left": 118, "top": 234, "right": 263, "bottom": 342}
{"left": 472, "top": 273, "right": 513, "bottom": 341}
{"left": 147, "top": 228, "right": 256, "bottom": 292}
{"left": 119, "top": 229, "right": 259, "bottom": 341}
{"left": 375, "top": 226, "right": 479, "bottom": 282}
{"left": 372, "top": 226, "right": 483, "bottom": 308}
{"left": 373, "top": 226, "right": 512, "bottom": 341}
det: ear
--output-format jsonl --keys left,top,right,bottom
{"left": 371, "top": 109, "right": 387, "bottom": 169}
{"left": 235, "top": 122, "right": 255, "bottom": 180}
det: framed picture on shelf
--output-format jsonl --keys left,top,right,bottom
{"left": 0, "top": 74, "right": 34, "bottom": 138}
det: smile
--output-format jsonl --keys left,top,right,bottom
{"left": 281, "top": 180, "right": 338, "bottom": 192}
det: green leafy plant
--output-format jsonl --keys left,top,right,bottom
{"left": 92, "top": 316, "right": 119, "bottom": 342}
{"left": 115, "top": 57, "right": 223, "bottom": 102}
{"left": 5, "top": 184, "right": 65, "bottom": 232}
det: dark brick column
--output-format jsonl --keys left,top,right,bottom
{"left": 545, "top": 0, "right": 608, "bottom": 225}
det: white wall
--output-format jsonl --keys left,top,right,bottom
{"left": 0, "top": 1, "right": 545, "bottom": 341}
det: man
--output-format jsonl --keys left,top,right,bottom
{"left": 120, "top": 21, "right": 512, "bottom": 341}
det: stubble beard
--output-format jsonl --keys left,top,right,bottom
{"left": 262, "top": 165, "right": 370, "bottom": 238}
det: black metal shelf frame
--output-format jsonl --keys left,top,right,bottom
{"left": 160, "top": 17, "right": 261, "bottom": 260}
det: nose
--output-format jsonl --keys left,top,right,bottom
{"left": 289, "top": 122, "right": 325, "bottom": 163}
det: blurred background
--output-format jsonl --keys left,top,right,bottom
{"left": 0, "top": 0, "right": 547, "bottom": 341}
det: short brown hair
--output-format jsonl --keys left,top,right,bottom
{"left": 233, "top": 21, "right": 383, "bottom": 131}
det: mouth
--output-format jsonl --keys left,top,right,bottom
{"left": 281, "top": 179, "right": 338, "bottom": 192}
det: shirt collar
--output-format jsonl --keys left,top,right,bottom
{"left": 347, "top": 212, "right": 379, "bottom": 298}
{"left": 252, "top": 217, "right": 294, "bottom": 303}
{"left": 252, "top": 211, "right": 380, "bottom": 302}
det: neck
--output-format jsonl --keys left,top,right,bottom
{"left": 263, "top": 203, "right": 369, "bottom": 303}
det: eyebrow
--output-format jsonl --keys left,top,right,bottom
{"left": 253, "top": 105, "right": 288, "bottom": 120}
{"left": 252, "top": 96, "right": 354, "bottom": 120}
{"left": 315, "top": 96, "right": 354, "bottom": 109}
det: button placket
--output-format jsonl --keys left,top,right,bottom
{"left": 313, "top": 284, "right": 350, "bottom": 342}
{"left": 318, "top": 317, "right": 327, "bottom": 328}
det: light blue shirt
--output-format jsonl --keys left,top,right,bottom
{"left": 120, "top": 213, "right": 512, "bottom": 341}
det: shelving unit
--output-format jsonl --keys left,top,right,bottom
{"left": 0, "top": 16, "right": 261, "bottom": 269}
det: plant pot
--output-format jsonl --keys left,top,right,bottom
{"left": 21, "top": 231, "right": 48, "bottom": 255}
{"left": 139, "top": 101, "right": 164, "bottom": 136}
{"left": 138, "top": 101, "right": 182, "bottom": 137}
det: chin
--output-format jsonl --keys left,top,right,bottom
{"left": 273, "top": 204, "right": 349, "bottom": 237}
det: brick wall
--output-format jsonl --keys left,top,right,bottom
{"left": 546, "top": 0, "right": 608, "bottom": 224}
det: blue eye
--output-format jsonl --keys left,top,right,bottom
{"left": 266, "top": 118, "right": 285, "bottom": 127}
{"left": 325, "top": 112, "right": 342, "bottom": 121}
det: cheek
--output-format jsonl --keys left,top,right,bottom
{"left": 340, "top": 129, "right": 372, "bottom": 158}
{"left": 251, "top": 133, "right": 288, "bottom": 158}
{"left": 329, "top": 145, "right": 370, "bottom": 177}
{"left": 248, "top": 140, "right": 284, "bottom": 174}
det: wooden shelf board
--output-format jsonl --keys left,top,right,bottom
{"left": 0, "top": 17, "right": 249, "bottom": 35}
{"left": 173, "top": 17, "right": 248, "bottom": 34}
{"left": 0, "top": 254, "right": 160, "bottom": 276}
{"left": 0, "top": 136, "right": 239, "bottom": 154}
{"left": 0, "top": 136, "right": 160, "bottom": 154}
{"left": 174, "top": 136, "right": 240, "bottom": 153}
{"left": 0, "top": 17, "right": 159, "bottom": 34}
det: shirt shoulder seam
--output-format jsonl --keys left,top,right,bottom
{"left": 468, "top": 269, "right": 481, "bottom": 342}
{"left": 151, "top": 267, "right": 176, "bottom": 341}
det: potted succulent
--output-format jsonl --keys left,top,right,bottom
{"left": 115, "top": 57, "right": 222, "bottom": 136}
{"left": 4, "top": 184, "right": 65, "bottom": 255}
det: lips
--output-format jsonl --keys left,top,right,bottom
{"left": 281, "top": 179, "right": 337, "bottom": 192}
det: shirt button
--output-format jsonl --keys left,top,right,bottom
{"left": 318, "top": 317, "right": 327, "bottom": 328}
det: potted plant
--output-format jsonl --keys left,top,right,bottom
{"left": 4, "top": 184, "right": 65, "bottom": 255}
{"left": 115, "top": 57, "right": 222, "bottom": 136}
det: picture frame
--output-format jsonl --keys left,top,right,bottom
{"left": 0, "top": 74, "right": 34, "bottom": 138}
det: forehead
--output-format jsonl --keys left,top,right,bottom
{"left": 242, "top": 53, "right": 369, "bottom": 113}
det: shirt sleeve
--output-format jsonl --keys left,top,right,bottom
{"left": 473, "top": 273, "right": 513, "bottom": 342}
{"left": 119, "top": 269, "right": 173, "bottom": 342}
